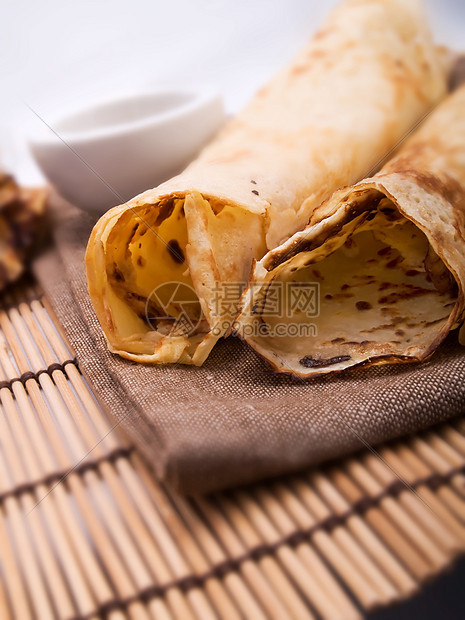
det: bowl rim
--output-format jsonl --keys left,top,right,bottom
{"left": 29, "top": 87, "right": 223, "bottom": 146}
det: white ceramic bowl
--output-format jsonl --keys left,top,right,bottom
{"left": 29, "top": 88, "right": 225, "bottom": 214}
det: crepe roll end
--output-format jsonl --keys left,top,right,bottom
{"left": 237, "top": 185, "right": 461, "bottom": 377}
{"left": 85, "top": 189, "right": 265, "bottom": 365}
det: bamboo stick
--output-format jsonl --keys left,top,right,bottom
{"left": 0, "top": 506, "right": 32, "bottom": 620}
{"left": 308, "top": 470, "right": 417, "bottom": 597}
{"left": 234, "top": 488, "right": 360, "bottom": 618}
{"left": 0, "top": 399, "right": 93, "bottom": 617}
{"left": 195, "top": 498, "right": 313, "bottom": 620}
{"left": 4, "top": 308, "right": 208, "bottom": 620}
{"left": 0, "top": 350, "right": 119, "bottom": 608}
{"left": 19, "top": 291, "right": 237, "bottom": 619}
{"left": 329, "top": 467, "right": 433, "bottom": 581}
{"left": 437, "top": 426, "right": 465, "bottom": 498}
{"left": 361, "top": 453, "right": 453, "bottom": 568}
{"left": 0, "top": 308, "right": 154, "bottom": 620}
{"left": 0, "top": 457, "right": 55, "bottom": 619}
{"left": 290, "top": 477, "right": 399, "bottom": 602}
{"left": 172, "top": 495, "right": 270, "bottom": 620}
{"left": 389, "top": 443, "right": 465, "bottom": 545}
{"left": 379, "top": 445, "right": 464, "bottom": 553}
{"left": 408, "top": 437, "right": 465, "bottom": 523}
{"left": 273, "top": 479, "right": 395, "bottom": 608}
{"left": 345, "top": 457, "right": 450, "bottom": 576}
{"left": 205, "top": 494, "right": 317, "bottom": 620}
{"left": 128, "top": 453, "right": 238, "bottom": 620}
{"left": 29, "top": 297, "right": 125, "bottom": 450}
{"left": 0, "top": 574, "right": 10, "bottom": 620}
{"left": 0, "top": 351, "right": 112, "bottom": 617}
{"left": 426, "top": 429, "right": 465, "bottom": 469}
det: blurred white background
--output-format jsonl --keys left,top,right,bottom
{"left": 0, "top": 0, "right": 463, "bottom": 184}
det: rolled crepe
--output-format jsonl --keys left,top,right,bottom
{"left": 86, "top": 0, "right": 446, "bottom": 365}
{"left": 238, "top": 84, "right": 465, "bottom": 376}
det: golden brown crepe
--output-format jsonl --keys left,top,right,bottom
{"left": 238, "top": 84, "right": 465, "bottom": 376}
{"left": 86, "top": 0, "right": 447, "bottom": 365}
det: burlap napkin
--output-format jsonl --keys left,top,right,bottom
{"left": 34, "top": 197, "right": 465, "bottom": 494}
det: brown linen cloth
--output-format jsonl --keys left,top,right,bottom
{"left": 34, "top": 197, "right": 465, "bottom": 494}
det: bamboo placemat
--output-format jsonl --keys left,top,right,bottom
{"left": 0, "top": 278, "right": 464, "bottom": 619}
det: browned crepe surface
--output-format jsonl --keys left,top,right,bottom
{"left": 238, "top": 84, "right": 465, "bottom": 377}
{"left": 86, "top": 0, "right": 447, "bottom": 366}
